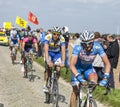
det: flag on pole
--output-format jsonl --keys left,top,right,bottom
{"left": 28, "top": 11, "right": 39, "bottom": 25}
{"left": 3, "top": 22, "right": 12, "bottom": 29}
{"left": 15, "top": 16, "right": 28, "bottom": 28}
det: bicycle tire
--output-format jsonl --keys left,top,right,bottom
{"left": 28, "top": 62, "right": 33, "bottom": 81}
{"left": 52, "top": 79, "right": 59, "bottom": 107}
{"left": 83, "top": 98, "right": 97, "bottom": 107}
{"left": 45, "top": 92, "right": 51, "bottom": 104}
{"left": 77, "top": 86, "right": 83, "bottom": 107}
{"left": 11, "top": 54, "right": 15, "bottom": 64}
{"left": 24, "top": 62, "right": 29, "bottom": 78}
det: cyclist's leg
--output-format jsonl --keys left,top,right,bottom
{"left": 21, "top": 51, "right": 25, "bottom": 72}
{"left": 84, "top": 68, "right": 98, "bottom": 83}
{"left": 53, "top": 52, "right": 62, "bottom": 79}
{"left": 70, "top": 73, "right": 79, "bottom": 107}
{"left": 43, "top": 62, "right": 52, "bottom": 92}
{"left": 44, "top": 62, "right": 52, "bottom": 85}
{"left": 9, "top": 41, "right": 13, "bottom": 57}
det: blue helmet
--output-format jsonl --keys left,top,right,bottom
{"left": 80, "top": 30, "right": 95, "bottom": 42}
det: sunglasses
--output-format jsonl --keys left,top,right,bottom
{"left": 82, "top": 41, "right": 94, "bottom": 46}
{"left": 52, "top": 32, "right": 60, "bottom": 36}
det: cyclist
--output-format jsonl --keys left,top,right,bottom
{"left": 9, "top": 30, "right": 20, "bottom": 60}
{"left": 43, "top": 26, "right": 66, "bottom": 92}
{"left": 21, "top": 32, "right": 38, "bottom": 78}
{"left": 69, "top": 30, "right": 111, "bottom": 107}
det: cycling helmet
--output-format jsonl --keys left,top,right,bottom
{"left": 52, "top": 26, "right": 61, "bottom": 34}
{"left": 28, "top": 31, "right": 33, "bottom": 37}
{"left": 62, "top": 26, "right": 69, "bottom": 33}
{"left": 12, "top": 30, "right": 17, "bottom": 35}
{"left": 80, "top": 30, "right": 95, "bottom": 42}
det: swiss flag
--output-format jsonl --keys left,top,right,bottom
{"left": 28, "top": 11, "right": 39, "bottom": 25}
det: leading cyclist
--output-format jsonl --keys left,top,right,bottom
{"left": 69, "top": 30, "right": 111, "bottom": 107}
{"left": 43, "top": 26, "right": 66, "bottom": 92}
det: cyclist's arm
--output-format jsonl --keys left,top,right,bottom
{"left": 70, "top": 55, "right": 78, "bottom": 76}
{"left": 44, "top": 43, "right": 49, "bottom": 62}
{"left": 101, "top": 54, "right": 111, "bottom": 74}
{"left": 22, "top": 42, "right": 25, "bottom": 51}
{"left": 61, "top": 45, "right": 65, "bottom": 64}
{"left": 34, "top": 42, "right": 38, "bottom": 52}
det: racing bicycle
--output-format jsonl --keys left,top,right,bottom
{"left": 45, "top": 65, "right": 59, "bottom": 107}
{"left": 24, "top": 51, "right": 37, "bottom": 81}
{"left": 77, "top": 81, "right": 98, "bottom": 107}
{"left": 11, "top": 46, "right": 17, "bottom": 64}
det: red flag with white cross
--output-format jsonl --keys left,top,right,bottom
{"left": 28, "top": 11, "right": 39, "bottom": 25}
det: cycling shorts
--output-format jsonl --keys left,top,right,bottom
{"left": 25, "top": 48, "right": 33, "bottom": 53}
{"left": 48, "top": 51, "right": 62, "bottom": 65}
{"left": 71, "top": 67, "right": 97, "bottom": 86}
{"left": 10, "top": 41, "right": 19, "bottom": 47}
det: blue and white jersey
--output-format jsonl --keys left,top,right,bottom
{"left": 72, "top": 42, "right": 106, "bottom": 70}
{"left": 44, "top": 34, "right": 65, "bottom": 52}
{"left": 10, "top": 34, "right": 20, "bottom": 44}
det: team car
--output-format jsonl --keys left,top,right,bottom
{"left": 0, "top": 31, "right": 9, "bottom": 46}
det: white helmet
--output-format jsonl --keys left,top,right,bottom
{"left": 12, "top": 30, "right": 17, "bottom": 35}
{"left": 80, "top": 30, "right": 94, "bottom": 42}
{"left": 62, "top": 26, "right": 69, "bottom": 33}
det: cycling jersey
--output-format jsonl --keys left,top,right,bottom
{"left": 44, "top": 34, "right": 65, "bottom": 52}
{"left": 71, "top": 41, "right": 106, "bottom": 86}
{"left": 23, "top": 37, "right": 37, "bottom": 52}
{"left": 44, "top": 34, "right": 65, "bottom": 64}
{"left": 9, "top": 34, "right": 20, "bottom": 46}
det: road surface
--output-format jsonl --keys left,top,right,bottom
{"left": 0, "top": 45, "right": 110, "bottom": 107}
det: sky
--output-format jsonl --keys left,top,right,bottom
{"left": 0, "top": 0, "right": 120, "bottom": 34}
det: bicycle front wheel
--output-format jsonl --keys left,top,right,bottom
{"left": 52, "top": 79, "right": 59, "bottom": 107}
{"left": 84, "top": 98, "right": 97, "bottom": 107}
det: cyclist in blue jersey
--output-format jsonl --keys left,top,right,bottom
{"left": 69, "top": 30, "right": 111, "bottom": 107}
{"left": 43, "top": 26, "right": 66, "bottom": 92}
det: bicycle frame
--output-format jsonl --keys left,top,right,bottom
{"left": 45, "top": 65, "right": 59, "bottom": 107}
{"left": 78, "top": 81, "right": 97, "bottom": 107}
{"left": 24, "top": 52, "right": 33, "bottom": 79}
{"left": 11, "top": 46, "right": 16, "bottom": 64}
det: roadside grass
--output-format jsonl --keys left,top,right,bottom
{"left": 34, "top": 57, "right": 120, "bottom": 107}
{"left": 93, "top": 87, "right": 120, "bottom": 107}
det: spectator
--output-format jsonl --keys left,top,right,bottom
{"left": 93, "top": 32, "right": 104, "bottom": 81}
{"left": 62, "top": 26, "right": 70, "bottom": 73}
{"left": 102, "top": 34, "right": 119, "bottom": 89}
{"left": 70, "top": 33, "right": 81, "bottom": 48}
{"left": 39, "top": 28, "right": 46, "bottom": 57}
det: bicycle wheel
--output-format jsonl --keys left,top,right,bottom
{"left": 45, "top": 92, "right": 51, "bottom": 103}
{"left": 28, "top": 62, "right": 33, "bottom": 81}
{"left": 45, "top": 77, "right": 52, "bottom": 104}
{"left": 24, "top": 62, "right": 28, "bottom": 78}
{"left": 52, "top": 79, "right": 59, "bottom": 107}
{"left": 83, "top": 98, "right": 97, "bottom": 107}
{"left": 11, "top": 53, "right": 15, "bottom": 64}
{"left": 77, "top": 87, "right": 83, "bottom": 107}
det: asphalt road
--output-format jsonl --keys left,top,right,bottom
{"left": 0, "top": 45, "right": 109, "bottom": 107}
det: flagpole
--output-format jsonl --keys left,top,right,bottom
{"left": 117, "top": 25, "right": 119, "bottom": 35}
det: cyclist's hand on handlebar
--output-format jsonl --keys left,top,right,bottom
{"left": 60, "top": 63, "right": 65, "bottom": 67}
{"left": 75, "top": 73, "right": 87, "bottom": 86}
{"left": 60, "top": 61, "right": 65, "bottom": 67}
{"left": 22, "top": 50, "right": 25, "bottom": 55}
{"left": 48, "top": 61, "right": 53, "bottom": 68}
